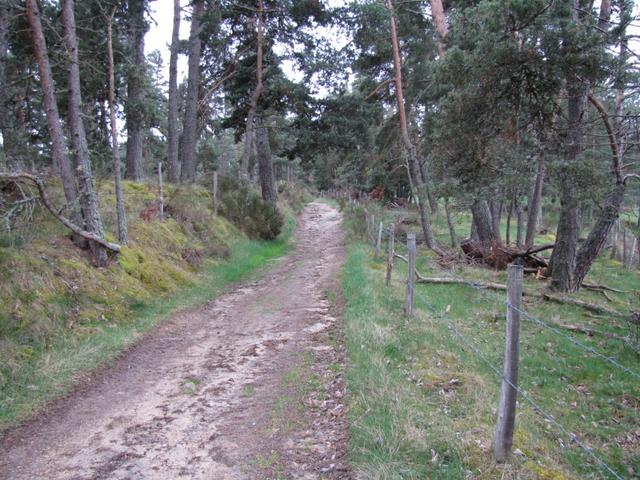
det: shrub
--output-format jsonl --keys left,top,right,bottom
{"left": 218, "top": 176, "right": 284, "bottom": 240}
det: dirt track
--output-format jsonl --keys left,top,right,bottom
{"left": 0, "top": 202, "right": 349, "bottom": 480}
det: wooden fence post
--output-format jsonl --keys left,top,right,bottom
{"left": 370, "top": 214, "right": 375, "bottom": 245}
{"left": 212, "top": 170, "right": 219, "bottom": 214}
{"left": 494, "top": 264, "right": 523, "bottom": 462}
{"left": 376, "top": 221, "right": 383, "bottom": 256}
{"left": 404, "top": 233, "right": 416, "bottom": 316}
{"left": 157, "top": 162, "right": 164, "bottom": 221}
{"left": 386, "top": 223, "right": 395, "bottom": 287}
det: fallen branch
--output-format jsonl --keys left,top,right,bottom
{"left": 542, "top": 293, "right": 624, "bottom": 318}
{"left": 582, "top": 282, "right": 628, "bottom": 294}
{"left": 392, "top": 251, "right": 628, "bottom": 318}
{"left": 0, "top": 172, "right": 121, "bottom": 252}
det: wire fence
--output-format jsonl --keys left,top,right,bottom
{"left": 356, "top": 209, "right": 635, "bottom": 480}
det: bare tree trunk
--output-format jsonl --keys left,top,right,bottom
{"left": 25, "top": 0, "right": 83, "bottom": 245}
{"left": 255, "top": 114, "right": 277, "bottom": 203}
{"left": 549, "top": 84, "right": 586, "bottom": 292}
{"left": 444, "top": 197, "right": 458, "bottom": 248}
{"left": 180, "top": 0, "right": 204, "bottom": 183}
{"left": 107, "top": 10, "right": 128, "bottom": 245}
{"left": 386, "top": 0, "right": 439, "bottom": 252}
{"left": 610, "top": 219, "right": 620, "bottom": 260}
{"left": 550, "top": 0, "right": 612, "bottom": 292}
{"left": 0, "top": 4, "right": 8, "bottom": 171}
{"left": 471, "top": 200, "right": 495, "bottom": 244}
{"left": 61, "top": 0, "right": 108, "bottom": 266}
{"left": 429, "top": 0, "right": 448, "bottom": 58}
{"left": 490, "top": 198, "right": 503, "bottom": 244}
{"left": 167, "top": 0, "right": 181, "bottom": 183}
{"left": 505, "top": 192, "right": 514, "bottom": 245}
{"left": 515, "top": 195, "right": 525, "bottom": 248}
{"left": 124, "top": 0, "right": 147, "bottom": 180}
{"left": 525, "top": 157, "right": 545, "bottom": 247}
{"left": 240, "top": 0, "right": 265, "bottom": 181}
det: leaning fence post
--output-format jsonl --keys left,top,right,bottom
{"left": 386, "top": 223, "right": 395, "bottom": 286}
{"left": 376, "top": 221, "right": 383, "bottom": 256}
{"left": 157, "top": 162, "right": 164, "bottom": 221}
{"left": 494, "top": 264, "right": 524, "bottom": 462}
{"left": 404, "top": 233, "right": 416, "bottom": 316}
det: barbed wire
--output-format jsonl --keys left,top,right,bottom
{"left": 506, "top": 301, "right": 640, "bottom": 381}
{"left": 409, "top": 286, "right": 626, "bottom": 480}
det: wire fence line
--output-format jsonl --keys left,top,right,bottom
{"left": 410, "top": 287, "right": 625, "bottom": 480}
{"left": 356, "top": 211, "right": 631, "bottom": 479}
{"left": 505, "top": 301, "right": 640, "bottom": 381}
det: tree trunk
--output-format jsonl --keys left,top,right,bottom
{"left": 166, "top": 0, "right": 181, "bottom": 183}
{"left": 515, "top": 195, "right": 525, "bottom": 248}
{"left": 107, "top": 10, "right": 128, "bottom": 245}
{"left": 180, "top": 0, "right": 204, "bottom": 183}
{"left": 490, "top": 198, "right": 503, "bottom": 244}
{"left": 61, "top": 0, "right": 108, "bottom": 266}
{"left": 506, "top": 192, "right": 514, "bottom": 245}
{"left": 429, "top": 0, "right": 448, "bottom": 58}
{"left": 610, "top": 219, "right": 620, "bottom": 260}
{"left": 572, "top": 184, "right": 624, "bottom": 289}
{"left": 255, "top": 114, "right": 277, "bottom": 204}
{"left": 525, "top": 157, "right": 545, "bottom": 247}
{"left": 25, "top": 0, "right": 84, "bottom": 245}
{"left": 0, "top": 4, "right": 8, "bottom": 171}
{"left": 124, "top": 0, "right": 147, "bottom": 181}
{"left": 240, "top": 0, "right": 265, "bottom": 181}
{"left": 549, "top": 83, "right": 586, "bottom": 292}
{"left": 444, "top": 197, "right": 458, "bottom": 248}
{"left": 471, "top": 200, "right": 495, "bottom": 244}
{"left": 386, "top": 0, "right": 439, "bottom": 252}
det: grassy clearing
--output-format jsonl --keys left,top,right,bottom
{"left": 342, "top": 211, "right": 640, "bottom": 478}
{"left": 0, "top": 181, "right": 300, "bottom": 431}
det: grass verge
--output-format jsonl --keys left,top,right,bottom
{"left": 343, "top": 241, "right": 639, "bottom": 479}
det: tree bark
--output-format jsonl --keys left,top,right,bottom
{"left": 386, "top": 0, "right": 439, "bottom": 252}
{"left": 429, "top": 0, "right": 448, "bottom": 58}
{"left": 180, "top": 0, "right": 204, "bottom": 183}
{"left": 549, "top": 83, "right": 586, "bottom": 292}
{"left": 255, "top": 114, "right": 277, "bottom": 203}
{"left": 471, "top": 200, "right": 495, "bottom": 244}
{"left": 525, "top": 157, "right": 545, "bottom": 247}
{"left": 490, "top": 198, "right": 503, "bottom": 244}
{"left": 25, "top": 0, "right": 83, "bottom": 244}
{"left": 124, "top": 0, "right": 147, "bottom": 180}
{"left": 515, "top": 194, "right": 525, "bottom": 248}
{"left": 107, "top": 9, "right": 128, "bottom": 245}
{"left": 167, "top": 0, "right": 181, "bottom": 183}
{"left": 61, "top": 0, "right": 108, "bottom": 266}
{"left": 240, "top": 0, "right": 265, "bottom": 181}
{"left": 444, "top": 197, "right": 458, "bottom": 248}
{"left": 0, "top": 4, "right": 8, "bottom": 171}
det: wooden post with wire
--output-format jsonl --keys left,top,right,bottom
{"left": 494, "top": 263, "right": 523, "bottom": 462}
{"left": 376, "top": 221, "right": 383, "bottom": 256}
{"left": 157, "top": 162, "right": 164, "bottom": 221}
{"left": 386, "top": 223, "right": 395, "bottom": 286}
{"left": 404, "top": 233, "right": 416, "bottom": 316}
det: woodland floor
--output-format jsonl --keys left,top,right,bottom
{"left": 0, "top": 202, "right": 350, "bottom": 480}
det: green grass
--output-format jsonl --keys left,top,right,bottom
{"left": 0, "top": 209, "right": 296, "bottom": 432}
{"left": 343, "top": 238, "right": 640, "bottom": 479}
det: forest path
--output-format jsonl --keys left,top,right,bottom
{"left": 0, "top": 202, "right": 350, "bottom": 480}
